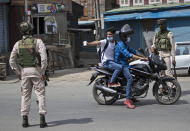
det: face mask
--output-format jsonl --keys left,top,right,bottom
{"left": 107, "top": 37, "right": 113, "bottom": 41}
{"left": 126, "top": 37, "right": 131, "bottom": 43}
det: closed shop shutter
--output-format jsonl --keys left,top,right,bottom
{"left": 168, "top": 17, "right": 190, "bottom": 42}
{"left": 0, "top": 4, "right": 8, "bottom": 53}
{"left": 0, "top": 5, "right": 4, "bottom": 53}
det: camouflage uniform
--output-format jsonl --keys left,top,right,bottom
{"left": 9, "top": 36, "right": 47, "bottom": 116}
{"left": 153, "top": 30, "right": 175, "bottom": 77}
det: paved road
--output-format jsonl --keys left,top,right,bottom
{"left": 0, "top": 70, "right": 190, "bottom": 131}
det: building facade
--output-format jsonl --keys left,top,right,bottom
{"left": 9, "top": 0, "right": 84, "bottom": 69}
{"left": 0, "top": 0, "right": 9, "bottom": 54}
{"left": 104, "top": 4, "right": 190, "bottom": 53}
{"left": 118, "top": 0, "right": 190, "bottom": 7}
{"left": 73, "top": 0, "right": 119, "bottom": 20}
{"left": 70, "top": 0, "right": 121, "bottom": 67}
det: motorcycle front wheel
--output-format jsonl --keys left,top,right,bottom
{"left": 154, "top": 79, "right": 181, "bottom": 105}
{"left": 93, "top": 77, "right": 118, "bottom": 105}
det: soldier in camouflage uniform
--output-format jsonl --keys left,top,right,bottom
{"left": 9, "top": 22, "right": 48, "bottom": 128}
{"left": 151, "top": 19, "right": 176, "bottom": 77}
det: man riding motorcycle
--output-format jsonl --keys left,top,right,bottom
{"left": 115, "top": 24, "right": 148, "bottom": 109}
{"left": 84, "top": 27, "right": 122, "bottom": 87}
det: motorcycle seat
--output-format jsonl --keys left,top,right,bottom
{"left": 97, "top": 66, "right": 114, "bottom": 72}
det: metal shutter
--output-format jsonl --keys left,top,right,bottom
{"left": 0, "top": 4, "right": 8, "bottom": 53}
{"left": 0, "top": 5, "right": 4, "bottom": 53}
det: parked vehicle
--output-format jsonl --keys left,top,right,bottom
{"left": 88, "top": 53, "right": 181, "bottom": 105}
{"left": 172, "top": 41, "right": 190, "bottom": 75}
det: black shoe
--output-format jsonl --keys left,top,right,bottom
{"left": 22, "top": 115, "right": 29, "bottom": 128}
{"left": 40, "top": 114, "right": 48, "bottom": 128}
{"left": 40, "top": 122, "right": 48, "bottom": 128}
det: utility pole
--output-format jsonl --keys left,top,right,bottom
{"left": 94, "top": 0, "right": 101, "bottom": 40}
{"left": 24, "top": 0, "right": 28, "bottom": 22}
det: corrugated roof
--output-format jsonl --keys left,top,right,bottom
{"left": 104, "top": 8, "right": 190, "bottom": 22}
{"left": 104, "top": 3, "right": 190, "bottom": 15}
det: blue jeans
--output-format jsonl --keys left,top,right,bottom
{"left": 123, "top": 66, "right": 133, "bottom": 99}
{"left": 102, "top": 60, "right": 122, "bottom": 83}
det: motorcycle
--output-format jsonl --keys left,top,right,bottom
{"left": 88, "top": 53, "right": 181, "bottom": 105}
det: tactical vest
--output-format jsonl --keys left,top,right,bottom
{"left": 18, "top": 37, "right": 40, "bottom": 67}
{"left": 155, "top": 30, "right": 171, "bottom": 51}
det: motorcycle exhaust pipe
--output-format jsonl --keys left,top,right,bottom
{"left": 95, "top": 85, "right": 117, "bottom": 94}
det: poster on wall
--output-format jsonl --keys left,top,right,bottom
{"left": 44, "top": 16, "right": 57, "bottom": 34}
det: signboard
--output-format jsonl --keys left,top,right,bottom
{"left": 37, "top": 4, "right": 56, "bottom": 13}
{"left": 37, "top": 4, "right": 65, "bottom": 13}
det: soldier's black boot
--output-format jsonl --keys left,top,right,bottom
{"left": 40, "top": 114, "right": 47, "bottom": 128}
{"left": 22, "top": 115, "right": 29, "bottom": 128}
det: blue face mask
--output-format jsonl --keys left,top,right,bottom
{"left": 107, "top": 37, "right": 113, "bottom": 41}
{"left": 126, "top": 37, "right": 131, "bottom": 43}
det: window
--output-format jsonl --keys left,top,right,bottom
{"left": 120, "top": 0, "right": 130, "bottom": 7}
{"left": 167, "top": 0, "right": 179, "bottom": 3}
{"left": 133, "top": 0, "right": 144, "bottom": 6}
{"left": 176, "top": 44, "right": 190, "bottom": 56}
{"left": 149, "top": 0, "right": 162, "bottom": 4}
{"left": 184, "top": 0, "right": 190, "bottom": 2}
{"left": 32, "top": 17, "right": 45, "bottom": 34}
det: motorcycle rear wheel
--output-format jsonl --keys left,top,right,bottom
{"left": 154, "top": 79, "right": 181, "bottom": 105}
{"left": 93, "top": 77, "right": 118, "bottom": 105}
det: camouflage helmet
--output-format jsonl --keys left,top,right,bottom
{"left": 19, "top": 22, "right": 34, "bottom": 34}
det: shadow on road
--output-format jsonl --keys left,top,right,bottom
{"left": 113, "top": 99, "right": 188, "bottom": 107}
{"left": 135, "top": 99, "right": 188, "bottom": 107}
{"left": 181, "top": 90, "right": 190, "bottom": 97}
{"left": 50, "top": 68, "right": 90, "bottom": 78}
{"left": 47, "top": 118, "right": 93, "bottom": 127}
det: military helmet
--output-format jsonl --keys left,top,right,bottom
{"left": 19, "top": 22, "right": 34, "bottom": 34}
{"left": 157, "top": 19, "right": 166, "bottom": 25}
